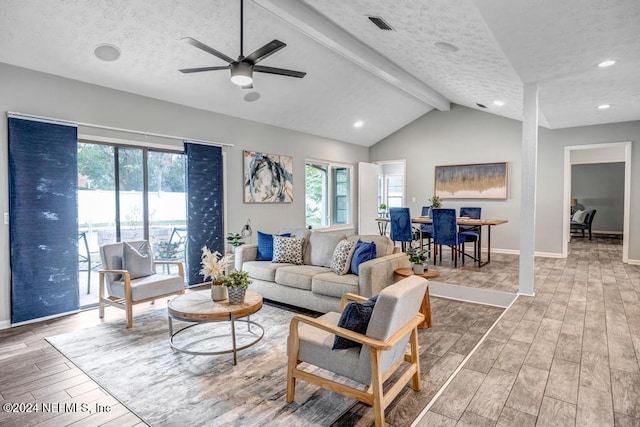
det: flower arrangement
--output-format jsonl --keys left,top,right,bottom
{"left": 221, "top": 270, "right": 252, "bottom": 289}
{"left": 429, "top": 195, "right": 442, "bottom": 208}
{"left": 200, "top": 246, "right": 232, "bottom": 282}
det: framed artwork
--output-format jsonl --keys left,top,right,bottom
{"left": 243, "top": 150, "right": 293, "bottom": 203}
{"left": 434, "top": 162, "right": 508, "bottom": 199}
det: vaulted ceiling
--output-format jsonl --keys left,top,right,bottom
{"left": 1, "top": 0, "right": 639, "bottom": 146}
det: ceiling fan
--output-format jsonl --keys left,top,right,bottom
{"left": 179, "top": 0, "right": 306, "bottom": 88}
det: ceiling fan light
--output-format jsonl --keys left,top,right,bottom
{"left": 230, "top": 62, "right": 253, "bottom": 86}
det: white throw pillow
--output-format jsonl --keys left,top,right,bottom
{"left": 330, "top": 239, "right": 357, "bottom": 275}
{"left": 572, "top": 209, "right": 587, "bottom": 223}
{"left": 272, "top": 235, "right": 304, "bottom": 265}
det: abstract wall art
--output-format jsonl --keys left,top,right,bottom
{"left": 243, "top": 150, "right": 293, "bottom": 203}
{"left": 435, "top": 162, "right": 508, "bottom": 199}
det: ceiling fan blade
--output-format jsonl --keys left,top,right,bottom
{"left": 182, "top": 37, "right": 234, "bottom": 64}
{"left": 179, "top": 66, "right": 231, "bottom": 74}
{"left": 244, "top": 40, "right": 286, "bottom": 65}
{"left": 254, "top": 65, "right": 306, "bottom": 78}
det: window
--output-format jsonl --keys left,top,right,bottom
{"left": 305, "top": 161, "right": 353, "bottom": 228}
{"left": 386, "top": 175, "right": 404, "bottom": 207}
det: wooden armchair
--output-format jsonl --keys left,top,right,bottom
{"left": 286, "top": 276, "right": 428, "bottom": 427}
{"left": 99, "top": 240, "right": 185, "bottom": 328}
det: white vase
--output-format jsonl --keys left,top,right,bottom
{"left": 412, "top": 263, "right": 425, "bottom": 275}
{"left": 211, "top": 282, "right": 228, "bottom": 301}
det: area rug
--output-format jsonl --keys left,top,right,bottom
{"left": 46, "top": 304, "right": 356, "bottom": 426}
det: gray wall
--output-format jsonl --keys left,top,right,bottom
{"left": 370, "top": 104, "right": 640, "bottom": 258}
{"left": 0, "top": 62, "right": 368, "bottom": 325}
{"left": 571, "top": 163, "right": 625, "bottom": 233}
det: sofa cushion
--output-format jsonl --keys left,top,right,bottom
{"left": 272, "top": 236, "right": 305, "bottom": 265}
{"left": 351, "top": 240, "right": 377, "bottom": 276}
{"left": 347, "top": 235, "right": 394, "bottom": 257}
{"left": 243, "top": 261, "right": 292, "bottom": 282}
{"left": 330, "top": 239, "right": 357, "bottom": 275}
{"left": 123, "top": 241, "right": 154, "bottom": 279}
{"left": 275, "top": 265, "right": 331, "bottom": 291}
{"left": 308, "top": 232, "right": 346, "bottom": 267}
{"left": 312, "top": 272, "right": 359, "bottom": 299}
{"left": 256, "top": 231, "right": 291, "bottom": 261}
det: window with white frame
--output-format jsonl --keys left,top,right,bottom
{"left": 305, "top": 160, "right": 353, "bottom": 229}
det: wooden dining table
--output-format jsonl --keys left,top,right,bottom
{"left": 376, "top": 216, "right": 508, "bottom": 267}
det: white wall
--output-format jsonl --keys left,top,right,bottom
{"left": 370, "top": 104, "right": 640, "bottom": 259}
{"left": 0, "top": 62, "right": 368, "bottom": 325}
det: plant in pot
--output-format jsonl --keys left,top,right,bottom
{"left": 226, "top": 232, "right": 245, "bottom": 249}
{"left": 429, "top": 195, "right": 442, "bottom": 209}
{"left": 406, "top": 246, "right": 428, "bottom": 274}
{"left": 378, "top": 203, "right": 388, "bottom": 218}
{"left": 200, "top": 246, "right": 232, "bottom": 301}
{"left": 221, "top": 269, "right": 253, "bottom": 304}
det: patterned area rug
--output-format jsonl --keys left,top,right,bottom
{"left": 47, "top": 304, "right": 356, "bottom": 426}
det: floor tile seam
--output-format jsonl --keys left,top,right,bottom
{"left": 410, "top": 296, "right": 519, "bottom": 427}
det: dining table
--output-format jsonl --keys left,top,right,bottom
{"left": 375, "top": 216, "right": 508, "bottom": 267}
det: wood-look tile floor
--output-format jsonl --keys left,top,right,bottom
{"left": 2, "top": 236, "right": 636, "bottom": 427}
{"left": 418, "top": 236, "right": 640, "bottom": 427}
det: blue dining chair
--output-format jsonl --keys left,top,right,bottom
{"left": 389, "top": 207, "right": 415, "bottom": 252}
{"left": 432, "top": 208, "right": 466, "bottom": 267}
{"left": 459, "top": 207, "right": 481, "bottom": 261}
{"left": 420, "top": 206, "right": 433, "bottom": 257}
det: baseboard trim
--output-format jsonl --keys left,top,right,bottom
{"left": 428, "top": 281, "right": 517, "bottom": 308}
{"left": 0, "top": 320, "right": 10, "bottom": 330}
{"left": 535, "top": 251, "right": 564, "bottom": 258}
{"left": 628, "top": 259, "right": 640, "bottom": 266}
{"left": 485, "top": 248, "right": 565, "bottom": 259}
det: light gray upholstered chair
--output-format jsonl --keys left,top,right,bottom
{"left": 99, "top": 240, "right": 185, "bottom": 328}
{"left": 286, "top": 276, "right": 428, "bottom": 427}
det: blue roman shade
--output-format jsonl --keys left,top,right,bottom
{"left": 185, "top": 142, "right": 224, "bottom": 286}
{"left": 8, "top": 117, "right": 79, "bottom": 324}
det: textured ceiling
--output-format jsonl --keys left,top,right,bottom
{"left": 0, "top": 0, "right": 639, "bottom": 146}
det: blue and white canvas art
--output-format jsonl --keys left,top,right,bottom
{"left": 244, "top": 150, "right": 293, "bottom": 203}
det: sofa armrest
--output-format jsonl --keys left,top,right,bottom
{"left": 235, "top": 243, "right": 258, "bottom": 271}
{"left": 357, "top": 252, "right": 410, "bottom": 297}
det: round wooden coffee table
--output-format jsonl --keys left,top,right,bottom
{"left": 394, "top": 267, "right": 439, "bottom": 329}
{"left": 167, "top": 289, "right": 264, "bottom": 365}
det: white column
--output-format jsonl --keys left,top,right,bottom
{"left": 519, "top": 83, "right": 538, "bottom": 295}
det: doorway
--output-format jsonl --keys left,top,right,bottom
{"left": 562, "top": 141, "right": 631, "bottom": 262}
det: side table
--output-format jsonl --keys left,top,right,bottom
{"left": 394, "top": 267, "right": 440, "bottom": 329}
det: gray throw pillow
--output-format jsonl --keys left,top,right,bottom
{"left": 123, "top": 241, "right": 154, "bottom": 279}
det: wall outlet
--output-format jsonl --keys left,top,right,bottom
{"left": 412, "top": 197, "right": 416, "bottom": 203}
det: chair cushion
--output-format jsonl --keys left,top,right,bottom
{"left": 460, "top": 231, "right": 479, "bottom": 242}
{"left": 272, "top": 236, "right": 304, "bottom": 265}
{"left": 311, "top": 272, "right": 359, "bottom": 298}
{"left": 350, "top": 240, "right": 377, "bottom": 276}
{"left": 308, "top": 232, "right": 346, "bottom": 267}
{"left": 242, "top": 261, "right": 292, "bottom": 282}
{"left": 296, "top": 312, "right": 365, "bottom": 384}
{"left": 275, "top": 265, "right": 330, "bottom": 290}
{"left": 330, "top": 239, "right": 357, "bottom": 275}
{"left": 256, "top": 231, "right": 291, "bottom": 261}
{"left": 108, "top": 273, "right": 184, "bottom": 301}
{"left": 333, "top": 296, "right": 378, "bottom": 350}
{"left": 123, "top": 241, "right": 154, "bottom": 279}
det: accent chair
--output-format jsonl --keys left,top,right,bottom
{"left": 432, "top": 208, "right": 466, "bottom": 267}
{"left": 570, "top": 209, "right": 597, "bottom": 240}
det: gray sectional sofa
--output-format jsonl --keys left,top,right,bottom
{"left": 234, "top": 228, "right": 409, "bottom": 313}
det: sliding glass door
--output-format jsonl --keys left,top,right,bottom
{"left": 77, "top": 142, "right": 186, "bottom": 307}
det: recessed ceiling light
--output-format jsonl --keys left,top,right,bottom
{"left": 94, "top": 44, "right": 121, "bottom": 62}
{"left": 597, "top": 60, "right": 616, "bottom": 68}
{"left": 353, "top": 120, "right": 364, "bottom": 128}
{"left": 597, "top": 104, "right": 611, "bottom": 109}
{"left": 243, "top": 92, "right": 260, "bottom": 102}
{"left": 434, "top": 41, "right": 459, "bottom": 52}
{"left": 476, "top": 103, "right": 487, "bottom": 109}
{"left": 493, "top": 100, "right": 505, "bottom": 107}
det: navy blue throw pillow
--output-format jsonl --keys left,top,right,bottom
{"left": 256, "top": 231, "right": 290, "bottom": 261}
{"left": 333, "top": 295, "right": 378, "bottom": 350}
{"left": 350, "top": 240, "right": 377, "bottom": 276}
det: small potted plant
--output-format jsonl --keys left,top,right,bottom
{"left": 221, "top": 270, "right": 253, "bottom": 304}
{"left": 406, "top": 246, "right": 428, "bottom": 274}
{"left": 429, "top": 196, "right": 442, "bottom": 209}
{"left": 378, "top": 203, "right": 388, "bottom": 218}
{"left": 200, "top": 246, "right": 232, "bottom": 301}
{"left": 226, "top": 232, "right": 245, "bottom": 249}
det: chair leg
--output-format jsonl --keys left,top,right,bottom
{"left": 369, "top": 348, "right": 385, "bottom": 427}
{"left": 286, "top": 328, "right": 300, "bottom": 403}
{"left": 410, "top": 328, "right": 421, "bottom": 391}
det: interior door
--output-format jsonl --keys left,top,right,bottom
{"left": 358, "top": 162, "right": 381, "bottom": 235}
